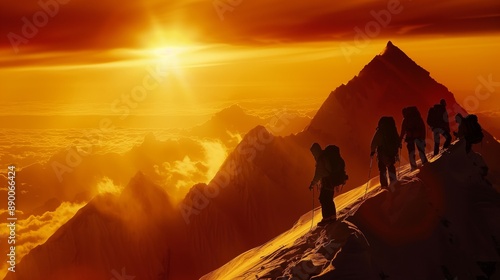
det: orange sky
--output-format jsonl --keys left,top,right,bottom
{"left": 0, "top": 0, "right": 499, "bottom": 127}
{"left": 1, "top": 0, "right": 499, "bottom": 49}
{"left": 0, "top": 2, "right": 499, "bottom": 277}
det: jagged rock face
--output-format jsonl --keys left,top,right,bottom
{"left": 349, "top": 144, "right": 500, "bottom": 279}
{"left": 232, "top": 220, "right": 372, "bottom": 280}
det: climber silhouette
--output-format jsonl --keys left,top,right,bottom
{"left": 454, "top": 113, "right": 484, "bottom": 154}
{"left": 309, "top": 143, "right": 347, "bottom": 226}
{"left": 371, "top": 117, "right": 399, "bottom": 189}
{"left": 400, "top": 106, "right": 428, "bottom": 171}
{"left": 426, "top": 99, "right": 452, "bottom": 156}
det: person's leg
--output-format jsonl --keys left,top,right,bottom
{"left": 465, "top": 141, "right": 472, "bottom": 154}
{"left": 443, "top": 130, "right": 452, "bottom": 148}
{"left": 378, "top": 157, "right": 388, "bottom": 188}
{"left": 387, "top": 160, "right": 397, "bottom": 185}
{"left": 319, "top": 184, "right": 335, "bottom": 220}
{"left": 406, "top": 139, "right": 417, "bottom": 170}
{"left": 415, "top": 138, "right": 429, "bottom": 164}
{"left": 433, "top": 128, "right": 441, "bottom": 156}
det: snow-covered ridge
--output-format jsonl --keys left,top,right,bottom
{"left": 203, "top": 140, "right": 500, "bottom": 279}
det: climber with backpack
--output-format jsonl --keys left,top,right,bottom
{"left": 309, "top": 143, "right": 348, "bottom": 226}
{"left": 400, "top": 106, "right": 429, "bottom": 171}
{"left": 454, "top": 113, "right": 484, "bottom": 153}
{"left": 370, "top": 116, "right": 400, "bottom": 189}
{"left": 427, "top": 99, "right": 452, "bottom": 156}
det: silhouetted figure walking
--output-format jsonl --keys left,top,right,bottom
{"left": 371, "top": 117, "right": 400, "bottom": 189}
{"left": 454, "top": 113, "right": 484, "bottom": 154}
{"left": 400, "top": 106, "right": 428, "bottom": 171}
{"left": 427, "top": 99, "right": 452, "bottom": 156}
{"left": 309, "top": 143, "right": 348, "bottom": 226}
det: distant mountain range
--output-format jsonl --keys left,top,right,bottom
{"left": 189, "top": 103, "right": 311, "bottom": 143}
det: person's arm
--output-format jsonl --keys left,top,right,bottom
{"left": 311, "top": 158, "right": 328, "bottom": 186}
{"left": 442, "top": 107, "right": 451, "bottom": 131}
{"left": 426, "top": 108, "right": 434, "bottom": 130}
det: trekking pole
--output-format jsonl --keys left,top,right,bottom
{"left": 398, "top": 147, "right": 402, "bottom": 179}
{"left": 364, "top": 156, "right": 373, "bottom": 199}
{"left": 310, "top": 183, "right": 315, "bottom": 231}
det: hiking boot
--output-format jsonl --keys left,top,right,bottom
{"left": 317, "top": 216, "right": 336, "bottom": 227}
{"left": 388, "top": 180, "right": 398, "bottom": 192}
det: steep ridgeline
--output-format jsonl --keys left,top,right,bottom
{"left": 203, "top": 140, "right": 500, "bottom": 279}
{"left": 179, "top": 125, "right": 315, "bottom": 276}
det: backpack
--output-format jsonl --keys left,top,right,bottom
{"left": 464, "top": 114, "right": 484, "bottom": 144}
{"left": 404, "top": 106, "right": 426, "bottom": 139}
{"left": 322, "top": 145, "right": 348, "bottom": 186}
{"left": 426, "top": 104, "right": 440, "bottom": 128}
{"left": 378, "top": 116, "right": 400, "bottom": 157}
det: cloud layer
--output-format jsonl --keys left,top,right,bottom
{"left": 0, "top": 202, "right": 85, "bottom": 279}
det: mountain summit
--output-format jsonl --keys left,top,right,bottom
{"left": 380, "top": 41, "right": 420, "bottom": 65}
{"left": 306, "top": 41, "right": 463, "bottom": 190}
{"left": 381, "top": 40, "right": 431, "bottom": 78}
